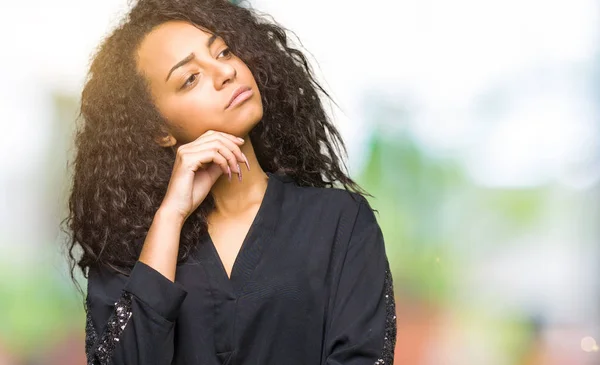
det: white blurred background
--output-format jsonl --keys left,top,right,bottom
{"left": 0, "top": 0, "right": 598, "bottom": 364}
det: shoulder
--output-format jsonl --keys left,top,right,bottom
{"left": 277, "top": 173, "right": 375, "bottom": 224}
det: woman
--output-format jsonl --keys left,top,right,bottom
{"left": 65, "top": 0, "right": 397, "bottom": 364}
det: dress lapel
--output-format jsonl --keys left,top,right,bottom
{"left": 229, "top": 171, "right": 285, "bottom": 295}
{"left": 200, "top": 171, "right": 286, "bottom": 297}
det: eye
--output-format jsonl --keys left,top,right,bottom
{"left": 218, "top": 48, "right": 232, "bottom": 59}
{"left": 181, "top": 73, "right": 199, "bottom": 90}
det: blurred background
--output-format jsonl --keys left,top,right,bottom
{"left": 0, "top": 0, "right": 598, "bottom": 364}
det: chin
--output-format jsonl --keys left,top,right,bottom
{"left": 226, "top": 103, "right": 263, "bottom": 137}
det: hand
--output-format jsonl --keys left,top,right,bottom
{"left": 159, "top": 130, "right": 250, "bottom": 222}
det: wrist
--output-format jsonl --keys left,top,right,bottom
{"left": 155, "top": 206, "right": 186, "bottom": 227}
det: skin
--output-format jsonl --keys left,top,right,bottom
{"left": 136, "top": 20, "right": 269, "bottom": 278}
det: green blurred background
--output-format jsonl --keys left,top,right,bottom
{"left": 0, "top": 0, "right": 599, "bottom": 364}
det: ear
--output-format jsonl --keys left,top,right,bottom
{"left": 155, "top": 133, "right": 177, "bottom": 148}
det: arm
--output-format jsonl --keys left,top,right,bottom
{"left": 85, "top": 209, "right": 188, "bottom": 365}
{"left": 322, "top": 198, "right": 397, "bottom": 365}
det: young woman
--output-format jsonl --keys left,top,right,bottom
{"left": 65, "top": 0, "right": 397, "bottom": 364}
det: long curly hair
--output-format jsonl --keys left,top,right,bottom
{"left": 63, "top": 0, "right": 367, "bottom": 290}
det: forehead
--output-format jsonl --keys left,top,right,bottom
{"left": 136, "top": 20, "right": 214, "bottom": 79}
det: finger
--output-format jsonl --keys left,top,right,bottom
{"left": 202, "top": 129, "right": 218, "bottom": 138}
{"left": 194, "top": 130, "right": 245, "bottom": 146}
{"left": 207, "top": 150, "right": 231, "bottom": 179}
{"left": 214, "top": 144, "right": 242, "bottom": 178}
{"left": 181, "top": 148, "right": 230, "bottom": 178}
{"left": 189, "top": 136, "right": 246, "bottom": 166}
{"left": 182, "top": 129, "right": 218, "bottom": 148}
{"left": 216, "top": 131, "right": 245, "bottom": 145}
{"left": 178, "top": 142, "right": 239, "bottom": 180}
{"left": 189, "top": 140, "right": 244, "bottom": 175}
{"left": 194, "top": 133, "right": 245, "bottom": 153}
{"left": 181, "top": 134, "right": 248, "bottom": 173}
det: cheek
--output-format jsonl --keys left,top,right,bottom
{"left": 240, "top": 63, "right": 259, "bottom": 88}
{"left": 163, "top": 92, "right": 225, "bottom": 137}
{"left": 174, "top": 90, "right": 262, "bottom": 139}
{"left": 222, "top": 96, "right": 264, "bottom": 136}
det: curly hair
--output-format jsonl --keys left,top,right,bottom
{"left": 63, "top": 0, "right": 368, "bottom": 290}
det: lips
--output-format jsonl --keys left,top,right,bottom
{"left": 226, "top": 85, "right": 252, "bottom": 109}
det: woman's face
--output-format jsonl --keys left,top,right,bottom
{"left": 136, "top": 20, "right": 263, "bottom": 147}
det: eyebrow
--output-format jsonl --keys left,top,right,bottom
{"left": 165, "top": 34, "right": 219, "bottom": 82}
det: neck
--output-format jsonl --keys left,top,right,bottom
{"left": 209, "top": 137, "right": 268, "bottom": 218}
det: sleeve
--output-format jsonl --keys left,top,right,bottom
{"left": 85, "top": 260, "right": 188, "bottom": 365}
{"left": 322, "top": 198, "right": 397, "bottom": 365}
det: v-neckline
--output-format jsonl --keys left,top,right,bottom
{"left": 203, "top": 171, "right": 284, "bottom": 296}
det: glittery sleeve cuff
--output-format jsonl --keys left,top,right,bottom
{"left": 375, "top": 262, "right": 397, "bottom": 365}
{"left": 123, "top": 261, "right": 188, "bottom": 322}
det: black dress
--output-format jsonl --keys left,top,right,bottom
{"left": 85, "top": 171, "right": 397, "bottom": 365}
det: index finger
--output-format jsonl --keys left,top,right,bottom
{"left": 199, "top": 130, "right": 245, "bottom": 144}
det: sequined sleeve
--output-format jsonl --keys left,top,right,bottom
{"left": 375, "top": 263, "right": 397, "bottom": 365}
{"left": 85, "top": 261, "right": 188, "bottom": 365}
{"left": 85, "top": 292, "right": 133, "bottom": 365}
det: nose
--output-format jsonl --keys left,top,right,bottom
{"left": 212, "top": 61, "right": 236, "bottom": 90}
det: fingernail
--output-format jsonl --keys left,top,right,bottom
{"left": 237, "top": 137, "right": 245, "bottom": 143}
{"left": 242, "top": 153, "right": 250, "bottom": 171}
{"left": 237, "top": 163, "right": 242, "bottom": 182}
{"left": 227, "top": 166, "right": 231, "bottom": 182}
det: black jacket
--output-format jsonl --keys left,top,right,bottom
{"left": 85, "top": 172, "right": 396, "bottom": 365}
